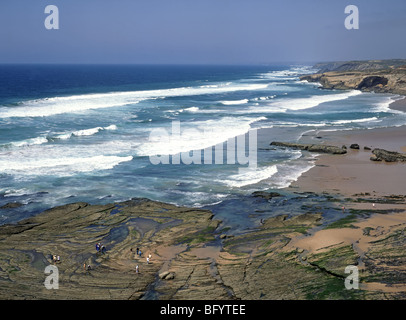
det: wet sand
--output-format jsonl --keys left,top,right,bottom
{"left": 288, "top": 97, "right": 406, "bottom": 198}
{"left": 284, "top": 96, "right": 406, "bottom": 294}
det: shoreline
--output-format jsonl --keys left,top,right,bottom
{"left": 287, "top": 95, "right": 406, "bottom": 198}
{"left": 388, "top": 96, "right": 406, "bottom": 113}
{"left": 1, "top": 94, "right": 406, "bottom": 299}
{"left": 282, "top": 95, "right": 406, "bottom": 295}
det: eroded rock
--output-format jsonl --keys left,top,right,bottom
{"left": 270, "top": 142, "right": 347, "bottom": 154}
{"left": 371, "top": 148, "right": 406, "bottom": 162}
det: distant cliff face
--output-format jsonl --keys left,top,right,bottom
{"left": 313, "top": 59, "right": 406, "bottom": 73}
{"left": 301, "top": 60, "right": 406, "bottom": 95}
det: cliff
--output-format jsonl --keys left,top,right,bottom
{"left": 301, "top": 59, "right": 406, "bottom": 95}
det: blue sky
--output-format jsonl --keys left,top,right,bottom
{"left": 0, "top": 0, "right": 405, "bottom": 64}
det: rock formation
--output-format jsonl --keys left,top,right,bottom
{"left": 301, "top": 60, "right": 406, "bottom": 95}
{"left": 0, "top": 195, "right": 405, "bottom": 299}
{"left": 370, "top": 148, "right": 406, "bottom": 162}
{"left": 270, "top": 141, "right": 347, "bottom": 154}
{"left": 251, "top": 191, "right": 283, "bottom": 200}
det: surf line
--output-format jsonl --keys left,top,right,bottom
{"left": 148, "top": 120, "right": 257, "bottom": 174}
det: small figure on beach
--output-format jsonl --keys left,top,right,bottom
{"left": 101, "top": 245, "right": 106, "bottom": 254}
{"left": 342, "top": 206, "right": 345, "bottom": 213}
{"left": 136, "top": 264, "right": 139, "bottom": 273}
{"left": 139, "top": 249, "right": 142, "bottom": 257}
{"left": 136, "top": 247, "right": 139, "bottom": 255}
{"left": 147, "top": 257, "right": 150, "bottom": 264}
{"left": 372, "top": 203, "right": 376, "bottom": 208}
{"left": 96, "top": 242, "right": 100, "bottom": 253}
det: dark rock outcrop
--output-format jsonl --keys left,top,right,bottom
{"left": 0, "top": 202, "right": 23, "bottom": 209}
{"left": 357, "top": 76, "right": 388, "bottom": 90}
{"left": 270, "top": 142, "right": 347, "bottom": 154}
{"left": 370, "top": 148, "right": 406, "bottom": 162}
{"left": 350, "top": 144, "right": 360, "bottom": 150}
{"left": 251, "top": 191, "right": 283, "bottom": 200}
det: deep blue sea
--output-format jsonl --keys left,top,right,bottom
{"left": 1, "top": 64, "right": 405, "bottom": 229}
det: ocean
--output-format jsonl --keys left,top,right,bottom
{"left": 0, "top": 64, "right": 405, "bottom": 228}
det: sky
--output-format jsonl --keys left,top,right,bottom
{"left": 0, "top": 0, "right": 405, "bottom": 64}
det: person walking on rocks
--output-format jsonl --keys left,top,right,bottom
{"left": 136, "top": 264, "right": 139, "bottom": 274}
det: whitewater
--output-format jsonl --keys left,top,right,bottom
{"left": 0, "top": 64, "right": 405, "bottom": 224}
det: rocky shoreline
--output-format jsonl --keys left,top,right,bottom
{"left": 2, "top": 59, "right": 406, "bottom": 300}
{"left": 1, "top": 191, "right": 406, "bottom": 300}
{"left": 301, "top": 59, "right": 406, "bottom": 95}
{"left": 271, "top": 141, "right": 406, "bottom": 163}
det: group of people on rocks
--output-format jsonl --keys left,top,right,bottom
{"left": 95, "top": 242, "right": 107, "bottom": 255}
{"left": 84, "top": 243, "right": 152, "bottom": 274}
{"left": 50, "top": 241, "right": 153, "bottom": 275}
{"left": 131, "top": 247, "right": 153, "bottom": 274}
{"left": 83, "top": 242, "right": 108, "bottom": 271}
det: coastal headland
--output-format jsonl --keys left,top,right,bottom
{"left": 300, "top": 59, "right": 406, "bottom": 95}
{"left": 1, "top": 60, "right": 406, "bottom": 300}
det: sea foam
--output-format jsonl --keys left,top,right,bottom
{"left": 135, "top": 116, "right": 266, "bottom": 157}
{"left": 220, "top": 99, "right": 249, "bottom": 105}
{"left": 221, "top": 165, "right": 278, "bottom": 188}
{"left": 242, "top": 90, "right": 362, "bottom": 114}
{"left": 0, "top": 83, "right": 269, "bottom": 118}
{"left": 0, "top": 155, "right": 133, "bottom": 177}
{"left": 2, "top": 125, "right": 118, "bottom": 149}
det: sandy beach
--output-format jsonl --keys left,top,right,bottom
{"left": 284, "top": 96, "right": 406, "bottom": 294}
{"left": 288, "top": 96, "right": 406, "bottom": 197}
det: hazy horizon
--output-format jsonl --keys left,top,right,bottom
{"left": 1, "top": 0, "right": 405, "bottom": 65}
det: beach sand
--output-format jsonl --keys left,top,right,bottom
{"left": 288, "top": 97, "right": 406, "bottom": 197}
{"left": 284, "top": 96, "right": 406, "bottom": 294}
